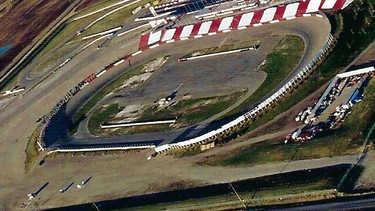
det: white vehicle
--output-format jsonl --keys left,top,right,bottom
{"left": 77, "top": 177, "right": 92, "bottom": 188}
{"left": 60, "top": 182, "right": 74, "bottom": 193}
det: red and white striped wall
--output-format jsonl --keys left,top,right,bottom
{"left": 139, "top": 0, "right": 353, "bottom": 50}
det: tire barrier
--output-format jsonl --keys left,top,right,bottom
{"left": 151, "top": 33, "right": 334, "bottom": 157}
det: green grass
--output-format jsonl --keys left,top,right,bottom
{"left": 27, "top": 14, "right": 107, "bottom": 77}
{"left": 29, "top": 43, "right": 78, "bottom": 78}
{"left": 168, "top": 146, "right": 203, "bottom": 158}
{"left": 226, "top": 35, "right": 305, "bottom": 116}
{"left": 88, "top": 103, "right": 124, "bottom": 134}
{"left": 79, "top": 0, "right": 151, "bottom": 36}
{"left": 125, "top": 188, "right": 331, "bottom": 211}
{"left": 201, "top": 139, "right": 296, "bottom": 167}
{"left": 73, "top": 0, "right": 134, "bottom": 17}
{"left": 25, "top": 128, "right": 41, "bottom": 172}
{"left": 119, "top": 124, "right": 171, "bottom": 135}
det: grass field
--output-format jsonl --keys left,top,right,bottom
{"left": 73, "top": 0, "right": 134, "bottom": 17}
{"left": 25, "top": 127, "right": 41, "bottom": 172}
{"left": 71, "top": 56, "right": 169, "bottom": 135}
{"left": 27, "top": 14, "right": 107, "bottom": 77}
{"left": 78, "top": 0, "right": 151, "bottom": 36}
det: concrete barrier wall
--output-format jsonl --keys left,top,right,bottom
{"left": 101, "top": 119, "right": 176, "bottom": 128}
{"left": 154, "top": 33, "right": 334, "bottom": 154}
{"left": 50, "top": 144, "right": 155, "bottom": 153}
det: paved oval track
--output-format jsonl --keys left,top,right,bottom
{"left": 44, "top": 15, "right": 331, "bottom": 150}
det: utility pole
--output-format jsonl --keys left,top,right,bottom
{"left": 93, "top": 202, "right": 100, "bottom": 211}
{"left": 229, "top": 183, "right": 247, "bottom": 210}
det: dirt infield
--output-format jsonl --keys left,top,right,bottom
{"left": 0, "top": 0, "right": 72, "bottom": 74}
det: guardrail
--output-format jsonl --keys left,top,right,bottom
{"left": 49, "top": 143, "right": 155, "bottom": 153}
{"left": 151, "top": 33, "right": 335, "bottom": 156}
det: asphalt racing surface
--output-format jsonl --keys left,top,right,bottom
{"left": 44, "top": 16, "right": 331, "bottom": 150}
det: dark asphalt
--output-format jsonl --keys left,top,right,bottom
{"left": 262, "top": 194, "right": 375, "bottom": 211}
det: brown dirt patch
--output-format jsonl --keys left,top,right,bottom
{"left": 147, "top": 179, "right": 207, "bottom": 193}
{"left": 0, "top": 0, "right": 72, "bottom": 73}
